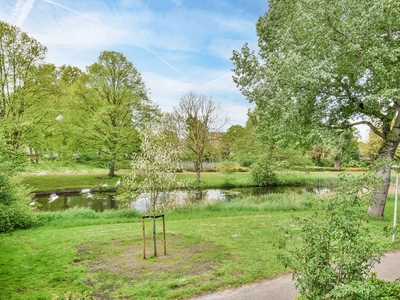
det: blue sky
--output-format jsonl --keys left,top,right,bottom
{"left": 1, "top": 0, "right": 269, "bottom": 129}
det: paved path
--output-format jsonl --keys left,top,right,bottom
{"left": 189, "top": 251, "right": 400, "bottom": 300}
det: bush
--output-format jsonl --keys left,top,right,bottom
{"left": 215, "top": 165, "right": 249, "bottom": 173}
{"left": 0, "top": 174, "right": 36, "bottom": 233}
{"left": 278, "top": 170, "right": 384, "bottom": 299}
{"left": 251, "top": 158, "right": 277, "bottom": 186}
{"left": 328, "top": 274, "right": 400, "bottom": 299}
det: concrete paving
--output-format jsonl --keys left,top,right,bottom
{"left": 189, "top": 250, "right": 400, "bottom": 300}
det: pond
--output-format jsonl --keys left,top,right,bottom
{"left": 32, "top": 186, "right": 331, "bottom": 212}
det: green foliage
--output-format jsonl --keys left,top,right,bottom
{"left": 118, "top": 124, "right": 184, "bottom": 214}
{"left": 71, "top": 50, "right": 158, "bottom": 177}
{"left": 251, "top": 157, "right": 278, "bottom": 186}
{"left": 167, "top": 92, "right": 228, "bottom": 182}
{"left": 0, "top": 140, "right": 27, "bottom": 175}
{"left": 36, "top": 207, "right": 141, "bottom": 228}
{"left": 0, "top": 183, "right": 396, "bottom": 299}
{"left": 0, "top": 21, "right": 54, "bottom": 152}
{"left": 215, "top": 164, "right": 249, "bottom": 173}
{"left": 278, "top": 170, "right": 384, "bottom": 299}
{"left": 232, "top": 0, "right": 400, "bottom": 216}
{"left": 0, "top": 173, "right": 36, "bottom": 233}
{"left": 328, "top": 274, "right": 400, "bottom": 300}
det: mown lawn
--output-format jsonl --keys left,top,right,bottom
{"left": 17, "top": 170, "right": 340, "bottom": 192}
{"left": 1, "top": 192, "right": 398, "bottom": 300}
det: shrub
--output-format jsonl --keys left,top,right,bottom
{"left": 0, "top": 173, "right": 37, "bottom": 233}
{"left": 215, "top": 165, "right": 249, "bottom": 173}
{"left": 278, "top": 170, "right": 384, "bottom": 299}
{"left": 328, "top": 274, "right": 400, "bottom": 299}
{"left": 251, "top": 158, "right": 278, "bottom": 186}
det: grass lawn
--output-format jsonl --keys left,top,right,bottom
{"left": 1, "top": 192, "right": 399, "bottom": 300}
{"left": 17, "top": 169, "right": 341, "bottom": 192}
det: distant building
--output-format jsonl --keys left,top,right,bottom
{"left": 210, "top": 131, "right": 222, "bottom": 147}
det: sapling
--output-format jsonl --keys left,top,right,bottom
{"left": 117, "top": 124, "right": 183, "bottom": 257}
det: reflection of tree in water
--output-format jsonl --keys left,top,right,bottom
{"left": 185, "top": 190, "right": 203, "bottom": 204}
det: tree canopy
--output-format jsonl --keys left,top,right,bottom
{"left": 71, "top": 51, "right": 159, "bottom": 177}
{"left": 232, "top": 0, "right": 400, "bottom": 216}
{"left": 167, "top": 92, "right": 228, "bottom": 182}
{"left": 0, "top": 21, "right": 58, "bottom": 152}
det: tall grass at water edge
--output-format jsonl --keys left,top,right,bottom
{"left": 34, "top": 192, "right": 319, "bottom": 229}
{"left": 1, "top": 192, "right": 397, "bottom": 300}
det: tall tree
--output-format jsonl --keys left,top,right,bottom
{"left": 359, "top": 131, "right": 384, "bottom": 164}
{"left": 219, "top": 124, "right": 246, "bottom": 160}
{"left": 322, "top": 129, "right": 360, "bottom": 169}
{"left": 232, "top": 0, "right": 400, "bottom": 216}
{"left": 72, "top": 51, "right": 158, "bottom": 177}
{"left": 168, "top": 92, "right": 228, "bottom": 182}
{"left": 0, "top": 21, "right": 57, "bottom": 152}
{"left": 34, "top": 65, "right": 84, "bottom": 164}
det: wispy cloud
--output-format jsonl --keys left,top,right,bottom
{"left": 12, "top": 0, "right": 36, "bottom": 27}
{"left": 41, "top": 0, "right": 122, "bottom": 36}
{"left": 36, "top": 0, "right": 195, "bottom": 83}
{"left": 2, "top": 0, "right": 267, "bottom": 128}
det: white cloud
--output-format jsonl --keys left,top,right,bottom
{"left": 141, "top": 70, "right": 251, "bottom": 129}
{"left": 2, "top": 0, "right": 262, "bottom": 129}
{"left": 12, "top": 0, "right": 36, "bottom": 27}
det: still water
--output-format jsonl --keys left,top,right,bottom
{"left": 33, "top": 186, "right": 330, "bottom": 212}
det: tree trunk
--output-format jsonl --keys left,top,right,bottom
{"left": 369, "top": 166, "right": 391, "bottom": 217}
{"left": 29, "top": 148, "right": 35, "bottom": 163}
{"left": 194, "top": 159, "right": 202, "bottom": 182}
{"left": 153, "top": 217, "right": 157, "bottom": 257}
{"left": 334, "top": 158, "right": 340, "bottom": 169}
{"left": 369, "top": 134, "right": 400, "bottom": 217}
{"left": 196, "top": 168, "right": 201, "bottom": 183}
{"left": 108, "top": 160, "right": 115, "bottom": 177}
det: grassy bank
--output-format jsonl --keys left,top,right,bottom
{"left": 0, "top": 192, "right": 398, "bottom": 300}
{"left": 17, "top": 170, "right": 340, "bottom": 192}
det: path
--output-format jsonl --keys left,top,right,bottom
{"left": 189, "top": 250, "right": 400, "bottom": 300}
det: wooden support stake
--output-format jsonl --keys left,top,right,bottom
{"left": 142, "top": 216, "right": 146, "bottom": 259}
{"left": 141, "top": 214, "right": 167, "bottom": 259}
{"left": 162, "top": 214, "right": 166, "bottom": 255}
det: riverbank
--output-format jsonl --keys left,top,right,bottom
{"left": 1, "top": 193, "right": 398, "bottom": 300}
{"left": 18, "top": 170, "right": 340, "bottom": 192}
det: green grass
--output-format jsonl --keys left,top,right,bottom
{"left": 17, "top": 170, "right": 341, "bottom": 192}
{"left": 18, "top": 173, "right": 122, "bottom": 191}
{"left": 0, "top": 192, "right": 398, "bottom": 300}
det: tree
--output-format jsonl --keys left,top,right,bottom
{"left": 168, "top": 92, "right": 228, "bottom": 182}
{"left": 118, "top": 124, "right": 182, "bottom": 257}
{"left": 325, "top": 129, "right": 360, "bottom": 169}
{"left": 359, "top": 131, "right": 382, "bottom": 164}
{"left": 309, "top": 144, "right": 328, "bottom": 167}
{"left": 0, "top": 21, "right": 58, "bottom": 153}
{"left": 0, "top": 139, "right": 36, "bottom": 233}
{"left": 232, "top": 0, "right": 400, "bottom": 216}
{"left": 219, "top": 124, "right": 246, "bottom": 159}
{"left": 278, "top": 170, "right": 383, "bottom": 299}
{"left": 45, "top": 65, "right": 85, "bottom": 163}
{"left": 72, "top": 51, "right": 158, "bottom": 177}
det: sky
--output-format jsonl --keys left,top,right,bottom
{"left": 1, "top": 0, "right": 269, "bottom": 129}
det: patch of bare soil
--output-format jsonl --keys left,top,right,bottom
{"left": 79, "top": 238, "right": 217, "bottom": 278}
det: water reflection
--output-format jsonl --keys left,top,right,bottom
{"left": 34, "top": 186, "right": 331, "bottom": 212}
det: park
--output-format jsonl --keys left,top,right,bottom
{"left": 2, "top": 0, "right": 400, "bottom": 299}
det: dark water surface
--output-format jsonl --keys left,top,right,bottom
{"left": 33, "top": 186, "right": 330, "bottom": 212}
